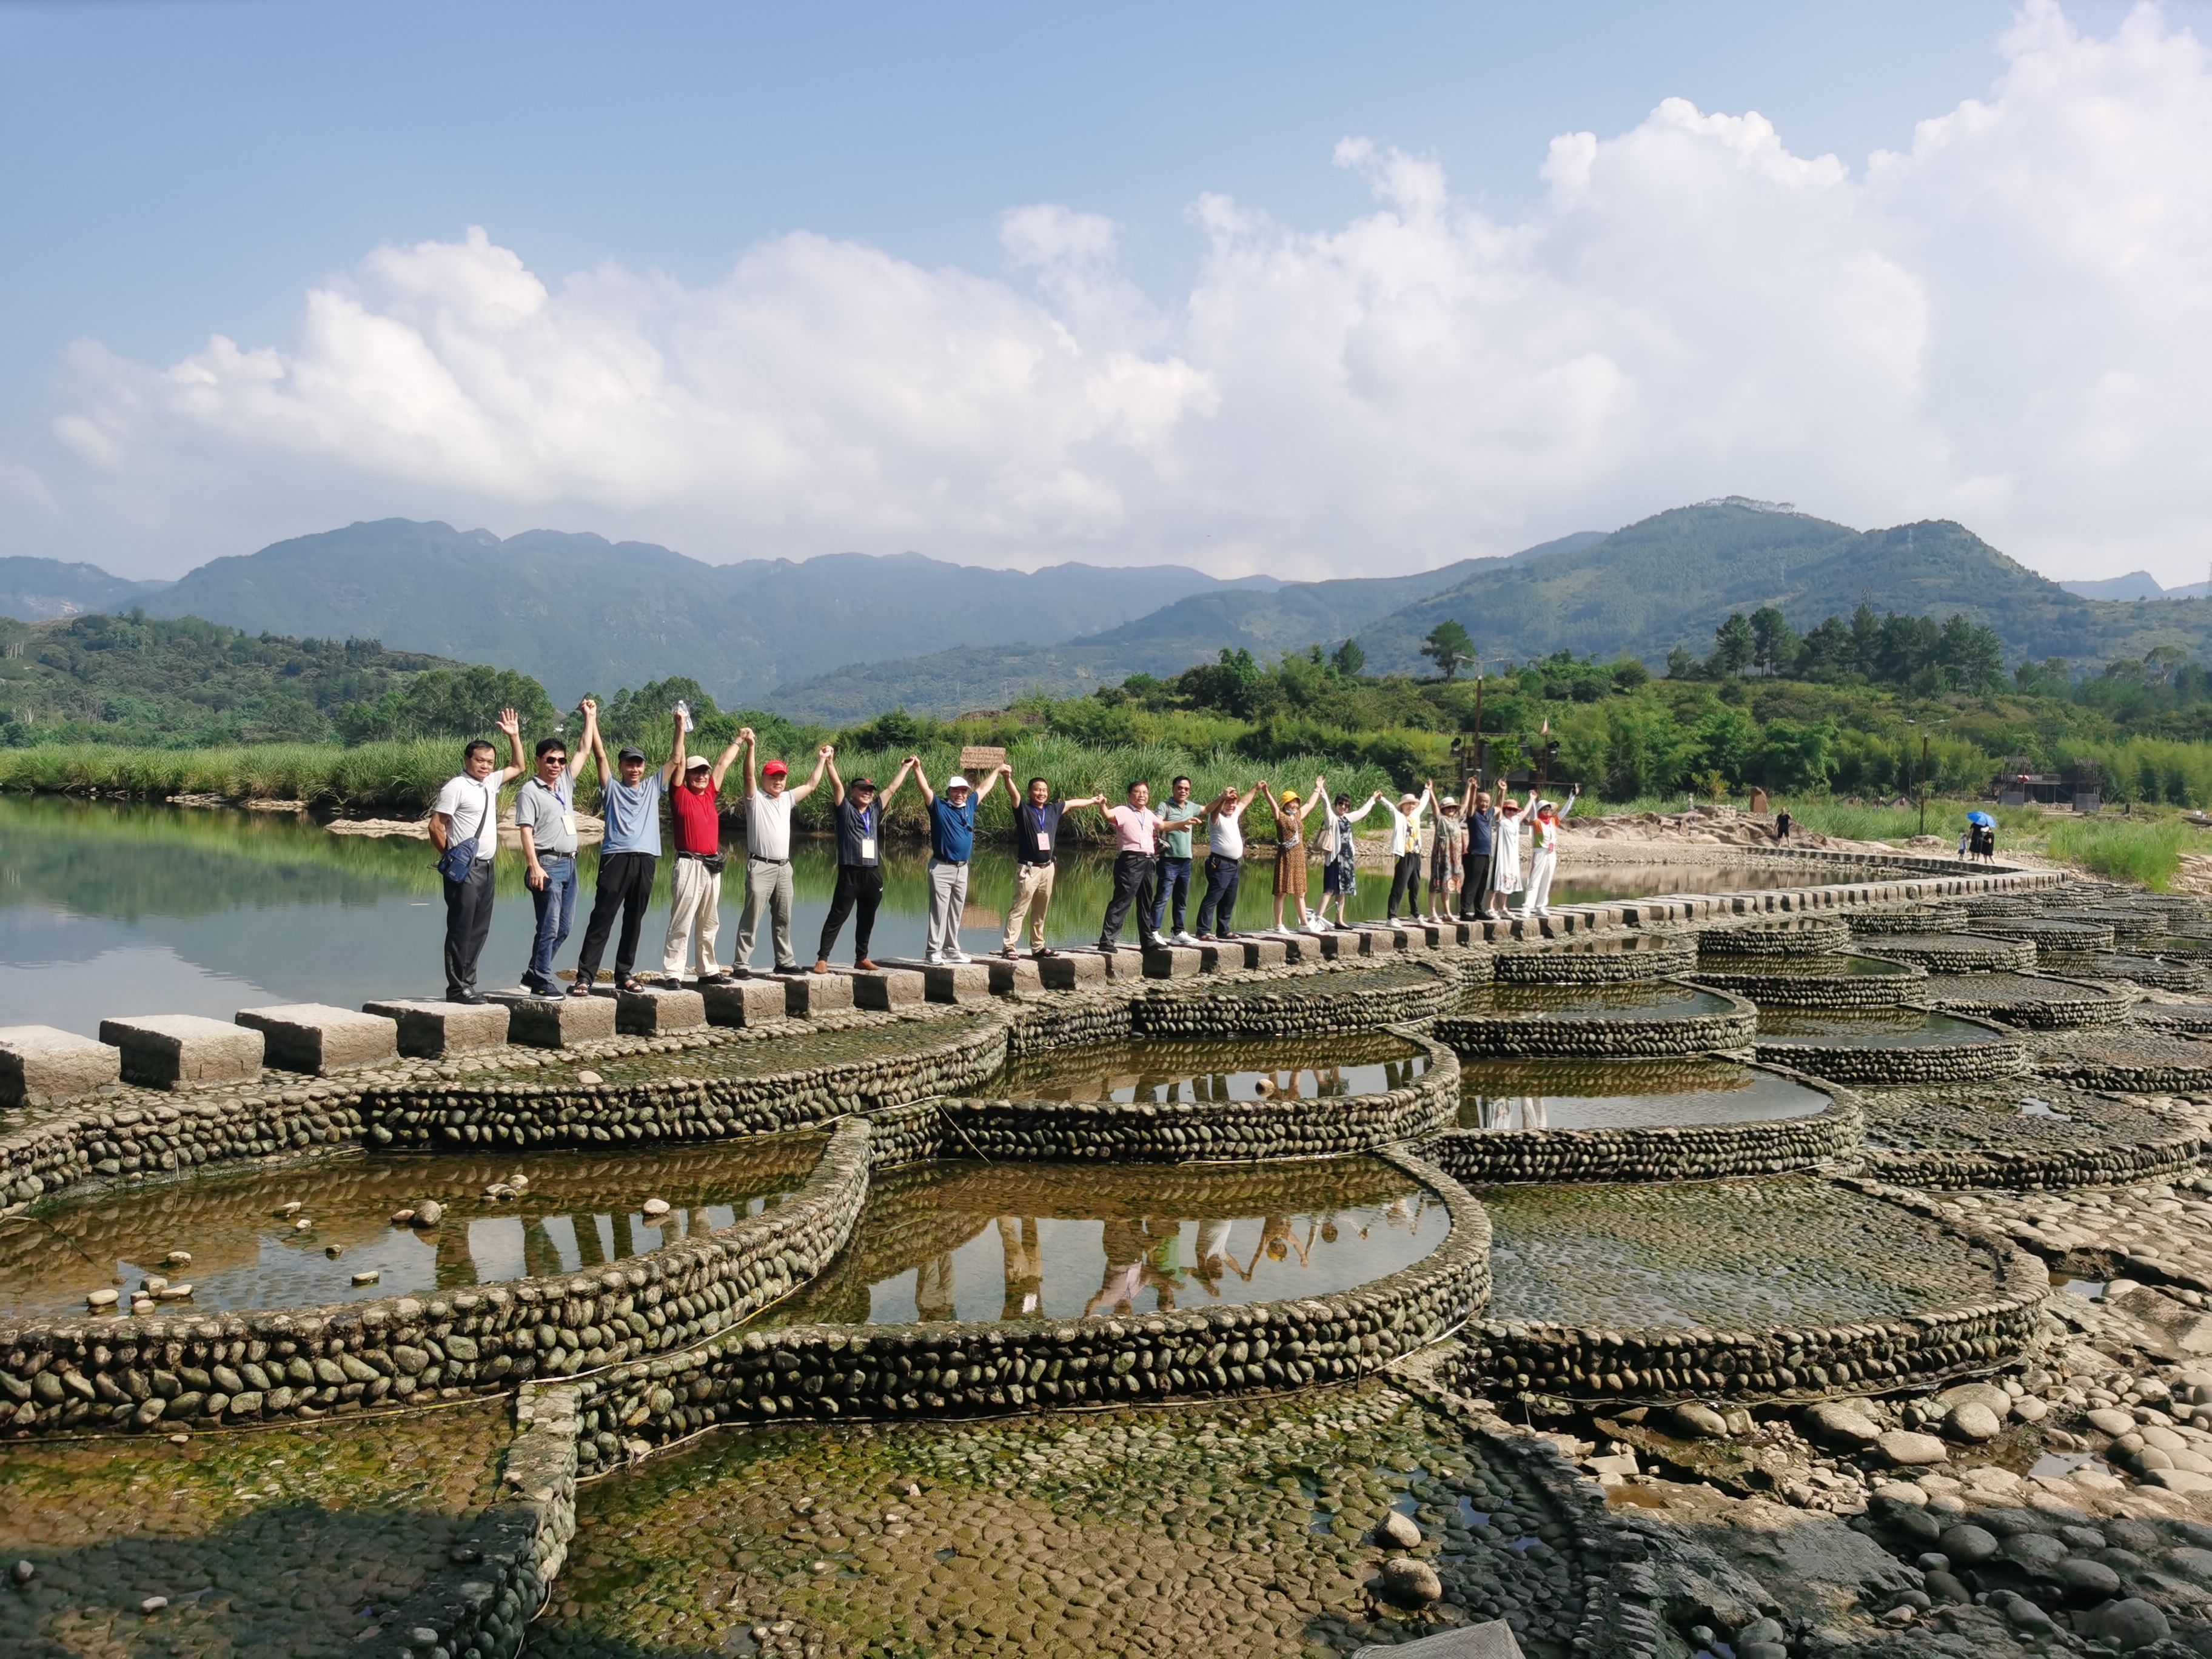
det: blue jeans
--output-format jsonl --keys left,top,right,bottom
{"left": 1150, "top": 856, "right": 1192, "bottom": 934}
{"left": 1196, "top": 854, "right": 1241, "bottom": 935}
{"left": 526, "top": 854, "right": 578, "bottom": 990}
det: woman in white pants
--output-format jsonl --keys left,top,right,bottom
{"left": 1514, "top": 789, "right": 1580, "bottom": 918}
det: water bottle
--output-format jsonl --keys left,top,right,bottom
{"left": 675, "top": 700, "right": 693, "bottom": 734}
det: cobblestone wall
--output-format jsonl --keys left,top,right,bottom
{"left": 1426, "top": 1068, "right": 1863, "bottom": 1185}
{"left": 1684, "top": 957, "right": 1925, "bottom": 1008}
{"left": 560, "top": 1148, "right": 1491, "bottom": 1472}
{"left": 1452, "top": 1182, "right": 2048, "bottom": 1404}
{"left": 1432, "top": 985, "right": 1758, "bottom": 1059}
{"left": 1751, "top": 1014, "right": 2029, "bottom": 1085}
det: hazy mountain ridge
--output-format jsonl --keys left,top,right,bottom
{"left": 0, "top": 557, "right": 172, "bottom": 622}
{"left": 133, "top": 520, "right": 1255, "bottom": 705}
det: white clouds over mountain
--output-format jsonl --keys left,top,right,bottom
{"left": 41, "top": 1, "right": 2212, "bottom": 581}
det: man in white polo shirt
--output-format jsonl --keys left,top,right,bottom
{"left": 734, "top": 729, "right": 831, "bottom": 974}
{"left": 429, "top": 708, "right": 526, "bottom": 1004}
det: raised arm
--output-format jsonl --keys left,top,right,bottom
{"left": 825, "top": 751, "right": 846, "bottom": 805}
{"left": 661, "top": 706, "right": 686, "bottom": 787}
{"left": 789, "top": 744, "right": 832, "bottom": 803}
{"left": 738, "top": 727, "right": 758, "bottom": 799}
{"left": 876, "top": 756, "right": 915, "bottom": 808}
{"left": 908, "top": 754, "right": 936, "bottom": 803}
{"left": 495, "top": 708, "right": 526, "bottom": 784}
{"left": 1299, "top": 775, "right": 1329, "bottom": 822}
{"left": 1062, "top": 791, "right": 1108, "bottom": 811}
{"left": 708, "top": 731, "right": 745, "bottom": 793}
{"left": 1559, "top": 787, "right": 1580, "bottom": 820}
{"left": 574, "top": 699, "right": 601, "bottom": 784}
{"left": 1341, "top": 793, "right": 1381, "bottom": 824}
{"left": 971, "top": 762, "right": 1013, "bottom": 808}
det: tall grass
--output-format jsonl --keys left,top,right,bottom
{"left": 2042, "top": 817, "right": 2194, "bottom": 891}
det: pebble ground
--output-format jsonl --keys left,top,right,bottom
{"left": 0, "top": 1400, "right": 508, "bottom": 1658}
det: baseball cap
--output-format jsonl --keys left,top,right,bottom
{"left": 617, "top": 745, "right": 646, "bottom": 763}
{"left": 763, "top": 759, "right": 788, "bottom": 777}
{"left": 850, "top": 776, "right": 877, "bottom": 791}
{"left": 946, "top": 774, "right": 971, "bottom": 790}
{"left": 685, "top": 754, "right": 711, "bottom": 771}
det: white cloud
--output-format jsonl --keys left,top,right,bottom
{"left": 39, "top": 1, "right": 2212, "bottom": 583}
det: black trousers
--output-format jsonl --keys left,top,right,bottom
{"left": 1098, "top": 851, "right": 1159, "bottom": 947}
{"left": 575, "top": 850, "right": 657, "bottom": 983}
{"left": 442, "top": 858, "right": 496, "bottom": 999}
{"left": 1461, "top": 848, "right": 1493, "bottom": 917}
{"left": 1387, "top": 850, "right": 1422, "bottom": 919}
{"left": 819, "top": 863, "right": 884, "bottom": 960}
{"left": 1196, "top": 854, "right": 1241, "bottom": 936}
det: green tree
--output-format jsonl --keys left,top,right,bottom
{"left": 1420, "top": 620, "right": 1476, "bottom": 680}
{"left": 1330, "top": 637, "right": 1367, "bottom": 678}
{"left": 1749, "top": 606, "right": 1799, "bottom": 675}
{"left": 1708, "top": 613, "right": 1756, "bottom": 677}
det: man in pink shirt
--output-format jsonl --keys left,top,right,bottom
{"left": 1096, "top": 780, "right": 1165, "bottom": 951}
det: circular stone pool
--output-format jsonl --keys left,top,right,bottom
{"left": 1752, "top": 1008, "right": 2024, "bottom": 1084}
{"left": 1915, "top": 970, "right": 2136, "bottom": 1028}
{"left": 1432, "top": 979, "right": 1754, "bottom": 1059}
{"left": 1858, "top": 1081, "right": 2210, "bottom": 1188}
{"left": 990, "top": 1033, "right": 1431, "bottom": 1104}
{"left": 1455, "top": 1057, "right": 1831, "bottom": 1131}
{"left": 1689, "top": 952, "right": 1922, "bottom": 1008}
{"left": 1476, "top": 1177, "right": 2000, "bottom": 1331}
{"left": 0, "top": 1135, "right": 825, "bottom": 1318}
{"left": 769, "top": 1156, "right": 1444, "bottom": 1328}
{"left": 1854, "top": 933, "right": 2039, "bottom": 973}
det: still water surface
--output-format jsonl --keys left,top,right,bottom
{"left": 0, "top": 797, "right": 1817, "bottom": 1035}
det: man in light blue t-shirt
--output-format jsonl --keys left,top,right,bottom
{"left": 571, "top": 709, "right": 682, "bottom": 994}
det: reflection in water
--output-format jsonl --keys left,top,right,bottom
{"left": 0, "top": 1137, "right": 822, "bottom": 1316}
{"left": 1457, "top": 1057, "right": 1829, "bottom": 1131}
{"left": 993, "top": 1034, "right": 1429, "bottom": 1104}
{"left": 774, "top": 1158, "right": 1442, "bottom": 1327}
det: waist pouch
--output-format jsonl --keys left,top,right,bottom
{"left": 682, "top": 852, "right": 728, "bottom": 875}
{"left": 436, "top": 835, "right": 479, "bottom": 883}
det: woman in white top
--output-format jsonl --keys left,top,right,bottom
{"left": 1513, "top": 788, "right": 1580, "bottom": 919}
{"left": 1489, "top": 794, "right": 1527, "bottom": 914}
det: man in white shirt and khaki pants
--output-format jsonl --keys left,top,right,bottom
{"left": 429, "top": 709, "right": 526, "bottom": 1004}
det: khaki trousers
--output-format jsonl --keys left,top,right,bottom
{"left": 661, "top": 855, "right": 723, "bottom": 976}
{"left": 1002, "top": 861, "right": 1056, "bottom": 950}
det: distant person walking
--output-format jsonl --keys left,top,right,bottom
{"left": 1195, "top": 781, "right": 1264, "bottom": 940}
{"left": 1460, "top": 790, "right": 1496, "bottom": 922}
{"left": 1001, "top": 776, "right": 1107, "bottom": 959}
{"left": 430, "top": 708, "right": 526, "bottom": 1004}
{"left": 572, "top": 708, "right": 682, "bottom": 996}
{"left": 660, "top": 719, "right": 746, "bottom": 985}
{"left": 1513, "top": 788, "right": 1579, "bottom": 919}
{"left": 814, "top": 754, "right": 916, "bottom": 972}
{"left": 735, "top": 731, "right": 831, "bottom": 975}
{"left": 916, "top": 758, "right": 1011, "bottom": 964}
{"left": 1097, "top": 780, "right": 1167, "bottom": 952}
{"left": 1774, "top": 806, "right": 1792, "bottom": 843}
{"left": 514, "top": 700, "right": 598, "bottom": 997}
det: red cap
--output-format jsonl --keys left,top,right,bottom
{"left": 763, "top": 759, "right": 788, "bottom": 777}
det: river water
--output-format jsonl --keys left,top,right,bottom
{"left": 0, "top": 797, "right": 1810, "bottom": 1036}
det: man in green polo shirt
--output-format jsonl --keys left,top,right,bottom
{"left": 1150, "top": 774, "right": 1205, "bottom": 947}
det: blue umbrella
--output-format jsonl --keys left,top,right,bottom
{"left": 1966, "top": 811, "right": 1996, "bottom": 827}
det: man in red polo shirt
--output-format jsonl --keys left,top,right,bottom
{"left": 660, "top": 723, "right": 745, "bottom": 985}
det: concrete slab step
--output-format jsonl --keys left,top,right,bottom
{"left": 362, "top": 998, "right": 511, "bottom": 1059}
{"left": 235, "top": 1003, "right": 399, "bottom": 1074}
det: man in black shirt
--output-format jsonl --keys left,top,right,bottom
{"left": 813, "top": 754, "right": 915, "bottom": 972}
{"left": 1002, "top": 776, "right": 1107, "bottom": 958}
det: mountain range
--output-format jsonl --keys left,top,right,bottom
{"left": 14, "top": 500, "right": 2212, "bottom": 720}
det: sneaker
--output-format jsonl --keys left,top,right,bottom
{"left": 925, "top": 953, "right": 945, "bottom": 966}
{"left": 1304, "top": 916, "right": 1328, "bottom": 934}
{"left": 1174, "top": 930, "right": 1199, "bottom": 947}
{"left": 946, "top": 950, "right": 973, "bottom": 965}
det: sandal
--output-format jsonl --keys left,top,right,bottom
{"left": 566, "top": 981, "right": 594, "bottom": 998}
{"left": 1034, "top": 946, "right": 1057, "bottom": 957}
{"left": 617, "top": 976, "right": 645, "bottom": 994}
{"left": 856, "top": 958, "right": 880, "bottom": 971}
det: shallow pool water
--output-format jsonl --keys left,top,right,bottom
{"left": 1705, "top": 953, "right": 1915, "bottom": 979}
{"left": 1754, "top": 1010, "right": 2007, "bottom": 1047}
{"left": 1455, "top": 1058, "right": 1829, "bottom": 1131}
{"left": 771, "top": 1157, "right": 1443, "bottom": 1328}
{"left": 1454, "top": 981, "right": 1734, "bottom": 1019}
{"left": 0, "top": 1136, "right": 823, "bottom": 1316}
{"left": 1478, "top": 1178, "right": 1994, "bottom": 1329}
{"left": 991, "top": 1033, "right": 1430, "bottom": 1104}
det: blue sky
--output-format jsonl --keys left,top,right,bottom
{"left": 4, "top": 0, "right": 2202, "bottom": 581}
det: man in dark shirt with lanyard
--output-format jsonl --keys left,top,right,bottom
{"left": 1001, "top": 776, "right": 1107, "bottom": 959}
{"left": 813, "top": 753, "right": 916, "bottom": 972}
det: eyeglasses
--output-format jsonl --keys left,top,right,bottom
{"left": 540, "top": 754, "right": 567, "bottom": 766}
